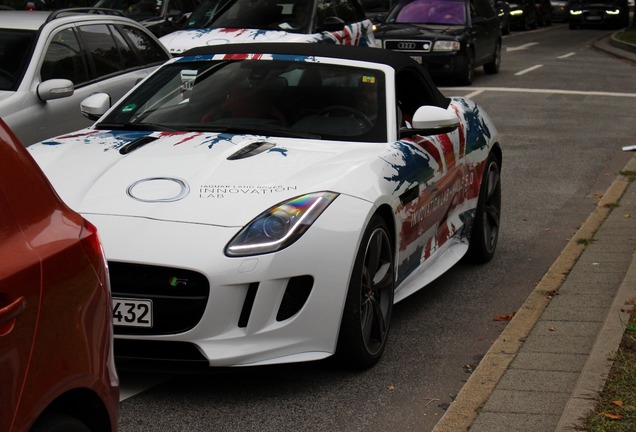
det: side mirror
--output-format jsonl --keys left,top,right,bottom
{"left": 317, "top": 16, "right": 346, "bottom": 32}
{"left": 81, "top": 93, "right": 111, "bottom": 121}
{"left": 37, "top": 79, "right": 74, "bottom": 101}
{"left": 401, "top": 105, "right": 459, "bottom": 137}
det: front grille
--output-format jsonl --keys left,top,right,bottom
{"left": 384, "top": 39, "right": 433, "bottom": 52}
{"left": 109, "top": 262, "right": 209, "bottom": 336}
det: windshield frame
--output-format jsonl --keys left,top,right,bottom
{"left": 97, "top": 55, "right": 389, "bottom": 143}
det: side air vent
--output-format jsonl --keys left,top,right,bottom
{"left": 276, "top": 276, "right": 313, "bottom": 321}
{"left": 227, "top": 142, "right": 275, "bottom": 160}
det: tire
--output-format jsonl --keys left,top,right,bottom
{"left": 336, "top": 215, "right": 395, "bottom": 369}
{"left": 456, "top": 49, "right": 474, "bottom": 86}
{"left": 483, "top": 41, "right": 501, "bottom": 75}
{"left": 467, "top": 153, "right": 501, "bottom": 263}
{"left": 31, "top": 413, "right": 91, "bottom": 432}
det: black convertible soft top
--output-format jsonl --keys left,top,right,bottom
{"left": 182, "top": 43, "right": 450, "bottom": 109}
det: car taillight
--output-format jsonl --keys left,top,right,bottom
{"left": 79, "top": 219, "right": 109, "bottom": 283}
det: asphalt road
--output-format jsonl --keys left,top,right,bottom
{"left": 117, "top": 24, "right": 636, "bottom": 432}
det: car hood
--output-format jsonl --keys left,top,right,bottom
{"left": 159, "top": 28, "right": 321, "bottom": 54}
{"left": 28, "top": 130, "right": 380, "bottom": 227}
{"left": 375, "top": 23, "right": 466, "bottom": 39}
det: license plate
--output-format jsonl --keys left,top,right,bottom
{"left": 586, "top": 15, "right": 602, "bottom": 20}
{"left": 410, "top": 56, "right": 423, "bottom": 64}
{"left": 113, "top": 297, "right": 153, "bottom": 327}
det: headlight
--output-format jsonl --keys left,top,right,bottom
{"left": 225, "top": 191, "right": 339, "bottom": 256}
{"left": 570, "top": 9, "right": 583, "bottom": 14}
{"left": 433, "top": 40, "right": 461, "bottom": 52}
{"left": 606, "top": 8, "right": 620, "bottom": 14}
{"left": 510, "top": 9, "right": 524, "bottom": 15}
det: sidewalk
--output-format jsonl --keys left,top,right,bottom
{"left": 433, "top": 34, "right": 636, "bottom": 432}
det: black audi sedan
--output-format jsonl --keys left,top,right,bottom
{"left": 374, "top": 0, "right": 501, "bottom": 86}
{"left": 568, "top": 0, "right": 629, "bottom": 29}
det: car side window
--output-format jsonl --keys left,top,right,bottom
{"left": 119, "top": 25, "right": 170, "bottom": 65}
{"left": 78, "top": 24, "right": 125, "bottom": 79}
{"left": 40, "top": 28, "right": 89, "bottom": 85}
{"left": 472, "top": 0, "right": 496, "bottom": 18}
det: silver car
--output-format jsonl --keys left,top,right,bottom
{"left": 0, "top": 9, "right": 171, "bottom": 146}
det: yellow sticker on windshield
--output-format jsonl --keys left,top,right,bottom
{"left": 362, "top": 75, "right": 376, "bottom": 84}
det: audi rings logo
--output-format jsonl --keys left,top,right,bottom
{"left": 397, "top": 42, "right": 417, "bottom": 50}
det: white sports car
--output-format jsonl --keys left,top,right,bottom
{"left": 29, "top": 43, "right": 502, "bottom": 370}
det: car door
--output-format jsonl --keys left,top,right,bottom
{"left": 393, "top": 69, "right": 467, "bottom": 278}
{"left": 0, "top": 133, "right": 42, "bottom": 432}
{"left": 469, "top": 0, "right": 499, "bottom": 64}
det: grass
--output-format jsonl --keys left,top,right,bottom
{"left": 582, "top": 307, "right": 636, "bottom": 431}
{"left": 614, "top": 26, "right": 636, "bottom": 45}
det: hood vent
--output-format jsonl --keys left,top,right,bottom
{"left": 119, "top": 136, "right": 159, "bottom": 155}
{"left": 227, "top": 141, "right": 275, "bottom": 160}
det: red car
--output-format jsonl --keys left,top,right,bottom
{"left": 0, "top": 119, "right": 118, "bottom": 432}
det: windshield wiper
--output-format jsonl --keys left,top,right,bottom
{"left": 95, "top": 122, "right": 177, "bottom": 132}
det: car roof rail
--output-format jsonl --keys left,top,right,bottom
{"left": 45, "top": 7, "right": 126, "bottom": 23}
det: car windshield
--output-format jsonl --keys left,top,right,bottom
{"left": 185, "top": 0, "right": 312, "bottom": 33}
{"left": 97, "top": 56, "right": 387, "bottom": 142}
{"left": 387, "top": 0, "right": 466, "bottom": 25}
{"left": 0, "top": 29, "right": 36, "bottom": 91}
{"left": 93, "top": 0, "right": 166, "bottom": 20}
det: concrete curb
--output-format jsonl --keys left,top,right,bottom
{"left": 610, "top": 32, "right": 636, "bottom": 54}
{"left": 432, "top": 154, "right": 636, "bottom": 432}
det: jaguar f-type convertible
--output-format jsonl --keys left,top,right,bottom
{"left": 29, "top": 43, "right": 502, "bottom": 370}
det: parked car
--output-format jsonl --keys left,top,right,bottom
{"left": 29, "top": 42, "right": 502, "bottom": 370}
{"left": 92, "top": 0, "right": 200, "bottom": 37}
{"left": 374, "top": 0, "right": 502, "bottom": 86}
{"left": 534, "top": 0, "right": 552, "bottom": 25}
{"left": 0, "top": 9, "right": 170, "bottom": 146}
{"left": 494, "top": 0, "right": 511, "bottom": 34}
{"left": 568, "top": 0, "right": 629, "bottom": 28}
{"left": 508, "top": 0, "right": 538, "bottom": 29}
{"left": 0, "top": 118, "right": 118, "bottom": 432}
{"left": 159, "top": 0, "right": 377, "bottom": 55}
{"left": 550, "top": 0, "right": 569, "bottom": 21}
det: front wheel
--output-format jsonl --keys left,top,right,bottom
{"left": 336, "top": 215, "right": 395, "bottom": 369}
{"left": 467, "top": 153, "right": 501, "bottom": 263}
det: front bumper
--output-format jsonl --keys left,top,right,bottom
{"left": 85, "top": 194, "right": 373, "bottom": 368}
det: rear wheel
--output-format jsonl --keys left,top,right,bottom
{"left": 467, "top": 153, "right": 501, "bottom": 263}
{"left": 31, "top": 413, "right": 90, "bottom": 432}
{"left": 484, "top": 41, "right": 501, "bottom": 75}
{"left": 456, "top": 49, "right": 474, "bottom": 86}
{"left": 336, "top": 215, "right": 395, "bottom": 369}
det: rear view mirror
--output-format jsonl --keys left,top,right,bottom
{"left": 37, "top": 79, "right": 74, "bottom": 101}
{"left": 81, "top": 93, "right": 111, "bottom": 121}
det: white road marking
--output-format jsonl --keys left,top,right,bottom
{"left": 506, "top": 42, "right": 539, "bottom": 52}
{"left": 441, "top": 86, "right": 636, "bottom": 98}
{"left": 514, "top": 64, "right": 544, "bottom": 75}
{"left": 463, "top": 89, "right": 485, "bottom": 99}
{"left": 557, "top": 52, "right": 576, "bottom": 59}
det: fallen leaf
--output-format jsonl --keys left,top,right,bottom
{"left": 611, "top": 400, "right": 624, "bottom": 407}
{"left": 493, "top": 313, "right": 515, "bottom": 321}
{"left": 387, "top": 385, "right": 395, "bottom": 391}
{"left": 624, "top": 213, "right": 632, "bottom": 218}
{"left": 544, "top": 228, "right": 551, "bottom": 232}
{"left": 549, "top": 327, "right": 556, "bottom": 332}
{"left": 599, "top": 412, "right": 622, "bottom": 420}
